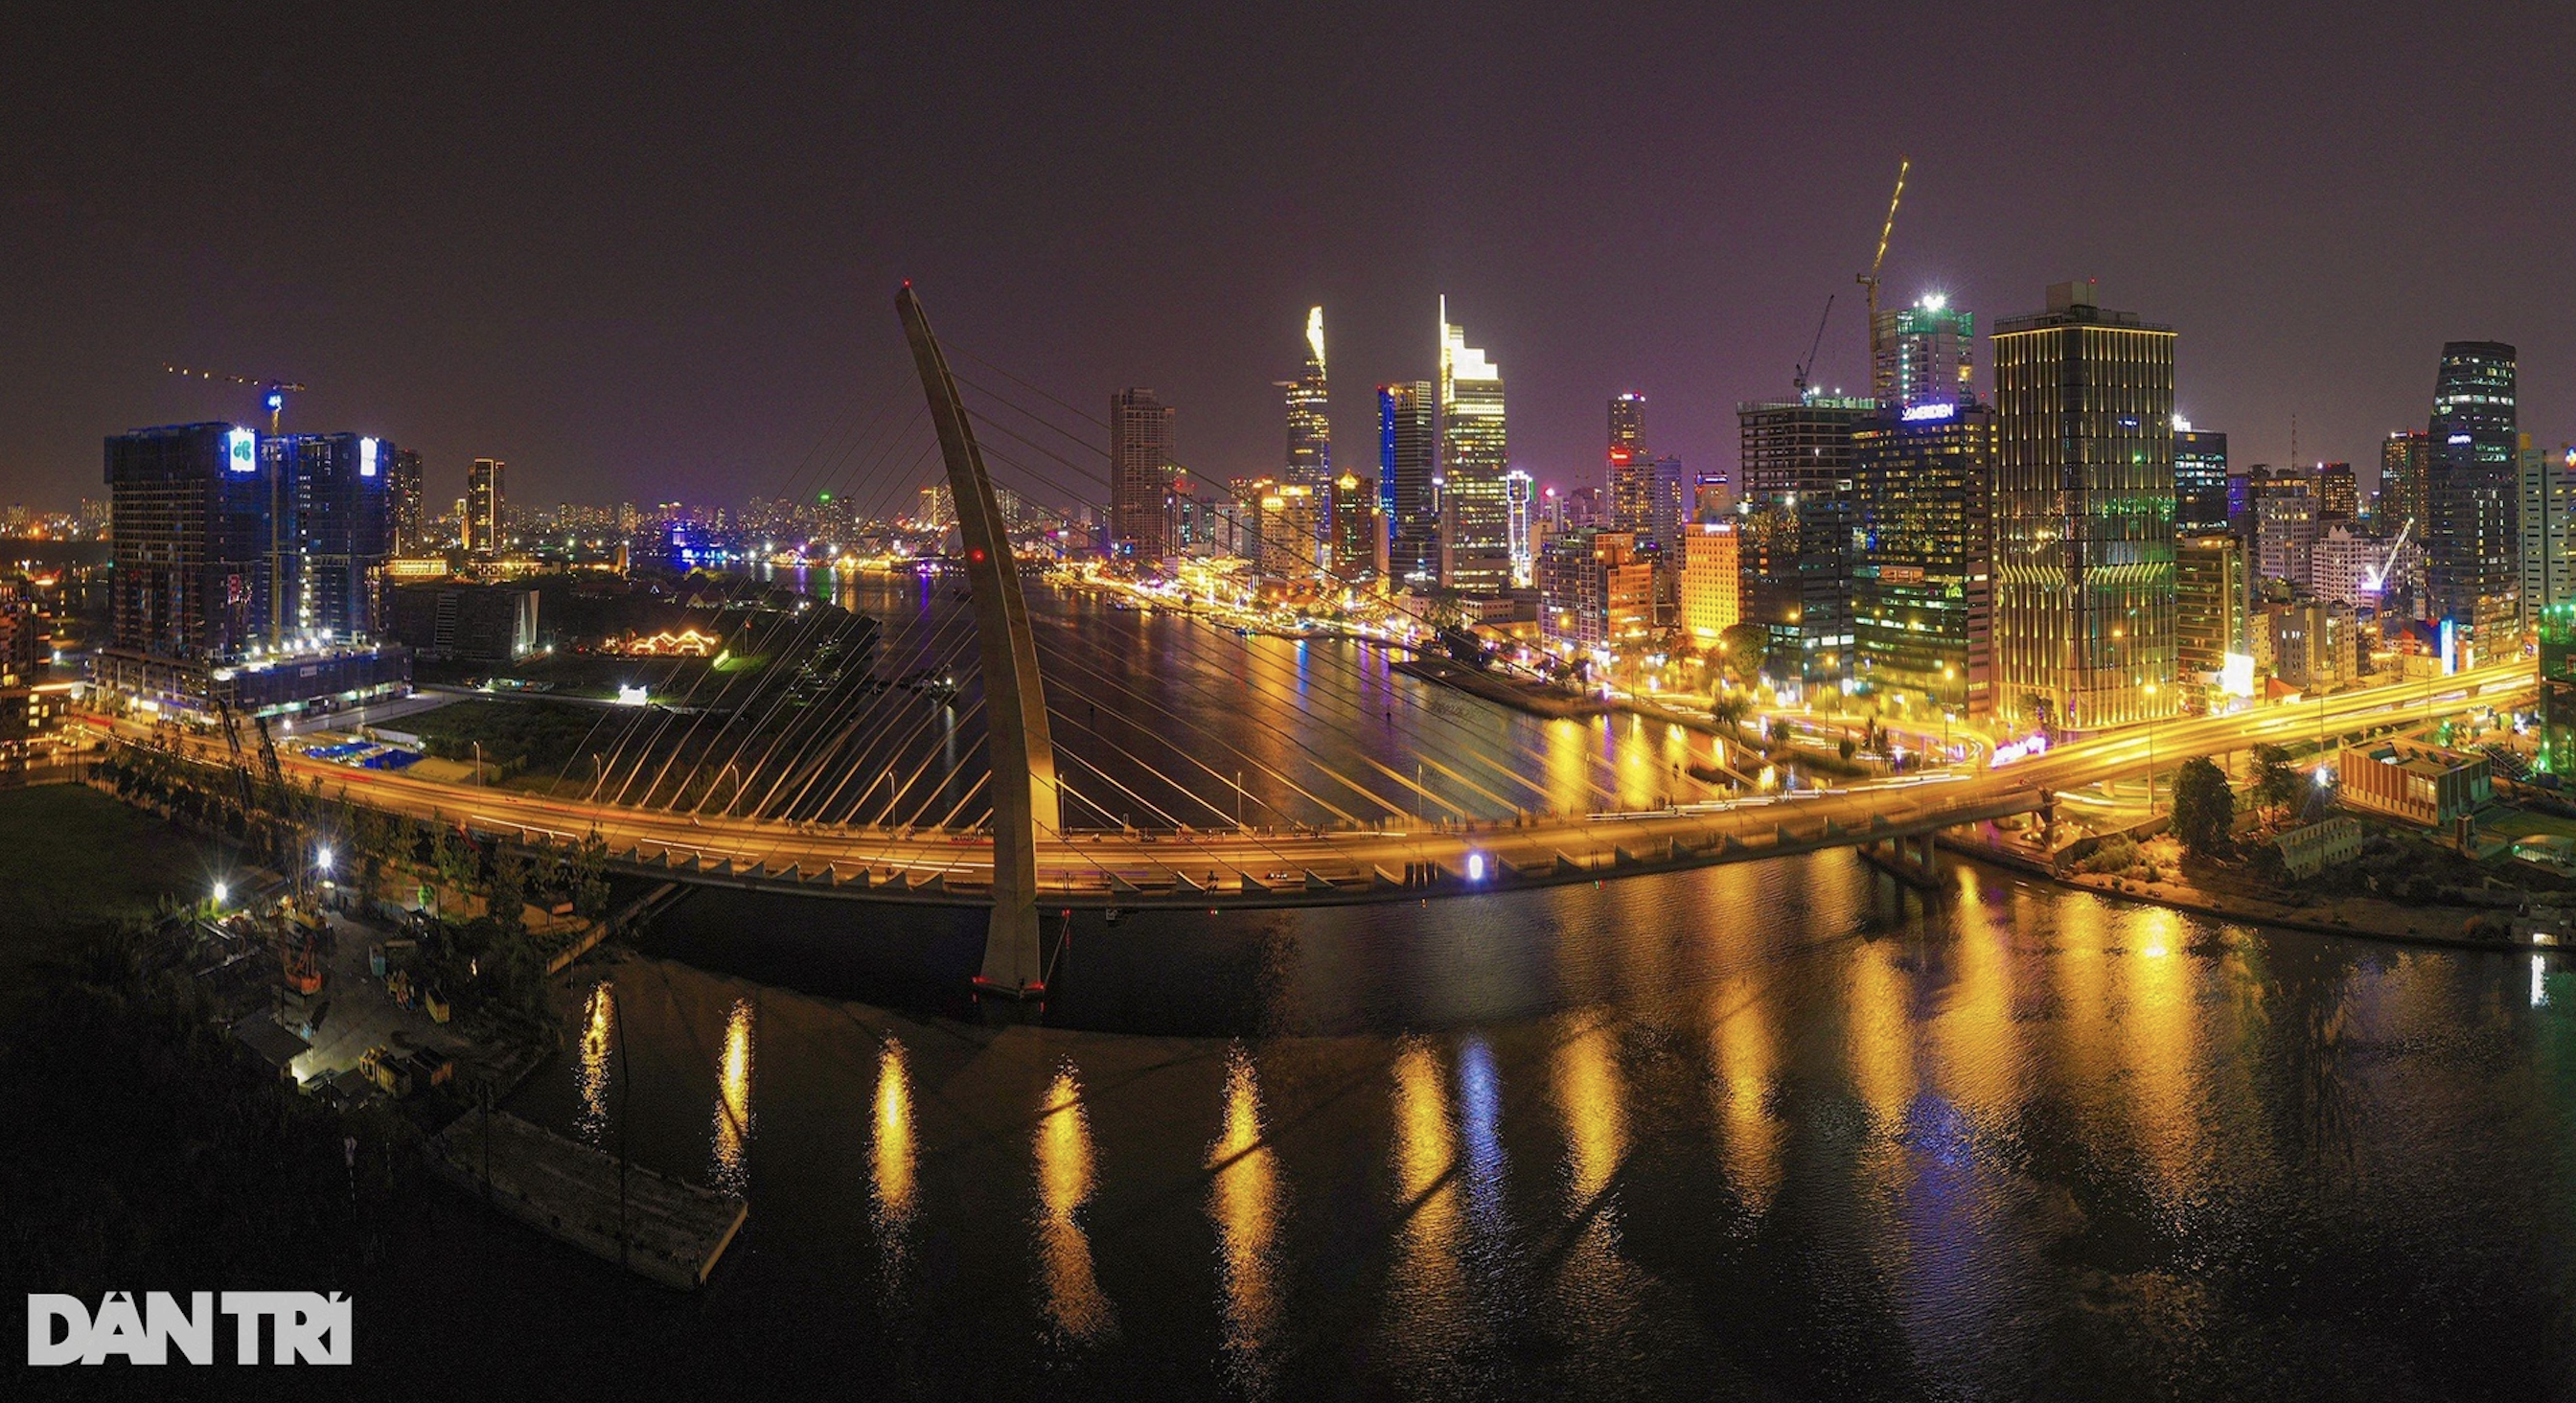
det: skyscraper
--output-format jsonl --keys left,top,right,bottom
{"left": 2175, "top": 533, "right": 2250, "bottom": 707}
{"left": 388, "top": 447, "right": 426, "bottom": 555}
{"left": 1608, "top": 392, "right": 1647, "bottom": 459}
{"left": 279, "top": 433, "right": 392, "bottom": 642}
{"left": 1505, "top": 469, "right": 1535, "bottom": 586}
{"left": 1437, "top": 300, "right": 1510, "bottom": 595}
{"left": 1874, "top": 295, "right": 1974, "bottom": 412}
{"left": 1853, "top": 401, "right": 1994, "bottom": 717}
{"left": 2380, "top": 429, "right": 2430, "bottom": 532}
{"left": 2520, "top": 437, "right": 2575, "bottom": 623}
{"left": 2174, "top": 424, "right": 2230, "bottom": 535}
{"left": 2422, "top": 340, "right": 2518, "bottom": 640}
{"left": 1330, "top": 470, "right": 1378, "bottom": 582}
{"left": 1279, "top": 308, "right": 1332, "bottom": 565}
{"left": 1737, "top": 395, "right": 1874, "bottom": 695}
{"left": 1108, "top": 388, "right": 1174, "bottom": 566}
{"left": 105, "top": 424, "right": 279, "bottom": 659}
{"left": 1990, "top": 281, "right": 2177, "bottom": 731}
{"left": 1607, "top": 392, "right": 1653, "bottom": 540}
{"left": 467, "top": 457, "right": 505, "bottom": 559}
{"left": 1378, "top": 381, "right": 1437, "bottom": 586}
{"left": 2316, "top": 462, "right": 2358, "bottom": 519}
{"left": 1679, "top": 518, "right": 1741, "bottom": 647}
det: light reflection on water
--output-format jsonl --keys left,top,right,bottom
{"left": 1205, "top": 1044, "right": 1280, "bottom": 1397}
{"left": 869, "top": 1036, "right": 916, "bottom": 1296}
{"left": 1034, "top": 1062, "right": 1115, "bottom": 1346}
{"left": 711, "top": 996, "right": 754, "bottom": 1195}
{"left": 574, "top": 981, "right": 613, "bottom": 1146}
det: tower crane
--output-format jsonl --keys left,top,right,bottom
{"left": 1856, "top": 155, "right": 1912, "bottom": 386}
{"left": 1791, "top": 294, "right": 1836, "bottom": 400}
{"left": 2361, "top": 517, "right": 2415, "bottom": 594}
{"left": 165, "top": 364, "right": 309, "bottom": 435}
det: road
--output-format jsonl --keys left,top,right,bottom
{"left": 91, "top": 659, "right": 2532, "bottom": 907}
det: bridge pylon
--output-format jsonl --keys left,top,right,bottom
{"left": 896, "top": 286, "right": 1063, "bottom": 999}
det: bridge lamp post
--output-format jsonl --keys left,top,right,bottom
{"left": 2143, "top": 682, "right": 2159, "bottom": 816}
{"left": 1236, "top": 770, "right": 1245, "bottom": 831}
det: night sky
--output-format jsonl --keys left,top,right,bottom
{"left": 5, "top": 2, "right": 2571, "bottom": 516}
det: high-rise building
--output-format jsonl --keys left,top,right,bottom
{"left": 1330, "top": 470, "right": 1378, "bottom": 582}
{"left": 1737, "top": 395, "right": 1874, "bottom": 696}
{"left": 2310, "top": 524, "right": 2378, "bottom": 609}
{"left": 1437, "top": 301, "right": 1511, "bottom": 595}
{"left": 1608, "top": 393, "right": 1647, "bottom": 459}
{"left": 1378, "top": 381, "right": 1438, "bottom": 586}
{"left": 105, "top": 424, "right": 280, "bottom": 659}
{"left": 278, "top": 433, "right": 392, "bottom": 643}
{"left": 388, "top": 447, "right": 426, "bottom": 555}
{"left": 1278, "top": 307, "right": 1332, "bottom": 568}
{"left": 2174, "top": 425, "right": 2230, "bottom": 535}
{"left": 1607, "top": 392, "right": 1654, "bottom": 540}
{"left": 2316, "top": 462, "right": 2358, "bottom": 519}
{"left": 2175, "top": 533, "right": 2249, "bottom": 706}
{"left": 2249, "top": 471, "right": 2320, "bottom": 586}
{"left": 1990, "top": 280, "right": 2177, "bottom": 731}
{"left": 1108, "top": 388, "right": 1174, "bottom": 566}
{"left": 1692, "top": 469, "right": 1731, "bottom": 518}
{"left": 1505, "top": 469, "right": 1535, "bottom": 586}
{"left": 1873, "top": 295, "right": 1974, "bottom": 412}
{"left": 2521, "top": 438, "right": 2576, "bottom": 622}
{"left": 917, "top": 484, "right": 954, "bottom": 530}
{"left": 467, "top": 457, "right": 505, "bottom": 559}
{"left": 1852, "top": 401, "right": 1995, "bottom": 717}
{"left": 1679, "top": 518, "right": 1741, "bottom": 647}
{"left": 1538, "top": 529, "right": 1653, "bottom": 652}
{"left": 2380, "top": 429, "right": 2430, "bottom": 533}
{"left": 1646, "top": 455, "right": 1688, "bottom": 556}
{"left": 2422, "top": 340, "right": 2518, "bottom": 635}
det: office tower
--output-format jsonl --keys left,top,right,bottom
{"left": 388, "top": 447, "right": 426, "bottom": 555}
{"left": 2542, "top": 604, "right": 2576, "bottom": 775}
{"left": 917, "top": 484, "right": 955, "bottom": 529}
{"left": 1330, "top": 470, "right": 1377, "bottom": 581}
{"left": 1108, "top": 388, "right": 1174, "bottom": 565}
{"left": 2521, "top": 438, "right": 2576, "bottom": 621}
{"left": 2310, "top": 525, "right": 2378, "bottom": 609}
{"left": 1679, "top": 518, "right": 1741, "bottom": 647}
{"left": 1645, "top": 455, "right": 1688, "bottom": 556}
{"left": 2263, "top": 600, "right": 2358, "bottom": 692}
{"left": 1257, "top": 482, "right": 1322, "bottom": 579}
{"left": 1873, "top": 295, "right": 1974, "bottom": 412}
{"left": 2175, "top": 534, "right": 2250, "bottom": 704}
{"left": 2249, "top": 470, "right": 2320, "bottom": 586}
{"left": 2380, "top": 429, "right": 2430, "bottom": 531}
{"left": 1737, "top": 395, "right": 1873, "bottom": 696}
{"left": 1990, "top": 280, "right": 2177, "bottom": 731}
{"left": 278, "top": 433, "right": 392, "bottom": 642}
{"left": 1609, "top": 393, "right": 1647, "bottom": 458}
{"left": 1539, "top": 529, "right": 1653, "bottom": 651}
{"left": 1607, "top": 392, "right": 1653, "bottom": 538}
{"left": 1505, "top": 469, "right": 1534, "bottom": 586}
{"left": 104, "top": 424, "right": 279, "bottom": 659}
{"left": 1437, "top": 300, "right": 1511, "bottom": 595}
{"left": 2316, "top": 462, "right": 2358, "bottom": 519}
{"left": 2174, "top": 424, "right": 2230, "bottom": 535}
{"left": 1693, "top": 469, "right": 1731, "bottom": 518}
{"left": 1167, "top": 469, "right": 1218, "bottom": 558}
{"left": 1378, "top": 381, "right": 1438, "bottom": 586}
{"left": 2422, "top": 340, "right": 2518, "bottom": 638}
{"left": 1280, "top": 307, "right": 1331, "bottom": 489}
{"left": 467, "top": 457, "right": 505, "bottom": 559}
{"left": 1852, "top": 401, "right": 1994, "bottom": 717}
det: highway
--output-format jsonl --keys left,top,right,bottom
{"left": 95, "top": 658, "right": 2532, "bottom": 908}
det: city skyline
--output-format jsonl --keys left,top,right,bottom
{"left": 3, "top": 5, "right": 2571, "bottom": 514}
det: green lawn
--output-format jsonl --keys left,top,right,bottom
{"left": 0, "top": 785, "right": 220, "bottom": 1005}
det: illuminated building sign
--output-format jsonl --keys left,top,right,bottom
{"left": 226, "top": 428, "right": 257, "bottom": 472}
{"left": 2449, "top": 434, "right": 2472, "bottom": 445}
{"left": 359, "top": 436, "right": 379, "bottom": 477}
{"left": 2440, "top": 617, "right": 2458, "bottom": 676}
{"left": 1899, "top": 402, "right": 1957, "bottom": 423}
{"left": 2221, "top": 652, "right": 2256, "bottom": 698}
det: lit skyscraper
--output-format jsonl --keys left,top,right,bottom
{"left": 1330, "top": 469, "right": 1378, "bottom": 581}
{"left": 1607, "top": 392, "right": 1653, "bottom": 540}
{"left": 2316, "top": 462, "right": 2358, "bottom": 519}
{"left": 1608, "top": 392, "right": 1647, "bottom": 458}
{"left": 1990, "top": 280, "right": 2177, "bottom": 731}
{"left": 1108, "top": 388, "right": 1174, "bottom": 565}
{"left": 2380, "top": 429, "right": 2430, "bottom": 532}
{"left": 2174, "top": 424, "right": 2230, "bottom": 535}
{"left": 1737, "top": 395, "right": 1874, "bottom": 696}
{"left": 2422, "top": 340, "right": 2518, "bottom": 641}
{"left": 467, "top": 456, "right": 504, "bottom": 559}
{"left": 278, "top": 432, "right": 392, "bottom": 642}
{"left": 1873, "top": 295, "right": 1974, "bottom": 412}
{"left": 105, "top": 424, "right": 280, "bottom": 658}
{"left": 2520, "top": 437, "right": 2575, "bottom": 623}
{"left": 388, "top": 447, "right": 426, "bottom": 555}
{"left": 1853, "top": 401, "right": 1994, "bottom": 717}
{"left": 1280, "top": 307, "right": 1330, "bottom": 489}
{"left": 1506, "top": 469, "right": 1534, "bottom": 586}
{"left": 1378, "top": 381, "right": 1437, "bottom": 585}
{"left": 1436, "top": 299, "right": 1510, "bottom": 595}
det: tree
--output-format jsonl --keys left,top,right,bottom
{"left": 1719, "top": 624, "right": 1770, "bottom": 688}
{"left": 2171, "top": 756, "right": 2236, "bottom": 857}
{"left": 487, "top": 848, "right": 530, "bottom": 936}
{"left": 1767, "top": 717, "right": 1794, "bottom": 748}
{"left": 2251, "top": 744, "right": 2304, "bottom": 819}
{"left": 571, "top": 828, "right": 612, "bottom": 921}
{"left": 1837, "top": 735, "right": 1858, "bottom": 762}
{"left": 1711, "top": 691, "right": 1751, "bottom": 741}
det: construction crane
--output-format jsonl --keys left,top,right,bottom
{"left": 1856, "top": 155, "right": 1912, "bottom": 386}
{"left": 1792, "top": 294, "right": 1836, "bottom": 400}
{"left": 164, "top": 364, "right": 309, "bottom": 435}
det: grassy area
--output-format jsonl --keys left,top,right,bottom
{"left": 404, "top": 697, "right": 615, "bottom": 777}
{"left": 0, "top": 785, "right": 218, "bottom": 1005}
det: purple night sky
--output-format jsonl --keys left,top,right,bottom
{"left": 4, "top": 2, "right": 2570, "bottom": 515}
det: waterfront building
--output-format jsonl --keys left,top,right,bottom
{"left": 2422, "top": 340, "right": 2519, "bottom": 636}
{"left": 1679, "top": 518, "right": 1740, "bottom": 647}
{"left": 1437, "top": 301, "right": 1512, "bottom": 596}
{"left": 1109, "top": 388, "right": 1175, "bottom": 566}
{"left": 467, "top": 456, "right": 504, "bottom": 559}
{"left": 1278, "top": 307, "right": 1332, "bottom": 565}
{"left": 2519, "top": 437, "right": 2576, "bottom": 622}
{"left": 2539, "top": 602, "right": 2576, "bottom": 777}
{"left": 1737, "top": 395, "right": 1873, "bottom": 697}
{"left": 1990, "top": 280, "right": 2177, "bottom": 732}
{"left": 1873, "top": 295, "right": 1974, "bottom": 412}
{"left": 2340, "top": 742, "right": 2493, "bottom": 827}
{"left": 1538, "top": 528, "right": 1653, "bottom": 652}
{"left": 1378, "top": 380, "right": 1438, "bottom": 586}
{"left": 2174, "top": 425, "right": 2230, "bottom": 535}
{"left": 2174, "top": 533, "right": 2249, "bottom": 705}
{"left": 1852, "top": 400, "right": 1994, "bottom": 717}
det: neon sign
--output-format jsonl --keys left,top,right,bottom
{"left": 1900, "top": 402, "right": 1957, "bottom": 423}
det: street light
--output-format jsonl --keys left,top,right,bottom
{"left": 316, "top": 845, "right": 334, "bottom": 873}
{"left": 212, "top": 881, "right": 229, "bottom": 907}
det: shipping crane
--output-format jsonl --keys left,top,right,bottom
{"left": 164, "top": 364, "right": 309, "bottom": 435}
{"left": 1856, "top": 155, "right": 1912, "bottom": 383}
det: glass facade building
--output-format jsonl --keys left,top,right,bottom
{"left": 1278, "top": 307, "right": 1332, "bottom": 564}
{"left": 2423, "top": 340, "right": 2518, "bottom": 633}
{"left": 1872, "top": 297, "right": 1974, "bottom": 412}
{"left": 1852, "top": 402, "right": 1994, "bottom": 717}
{"left": 1378, "top": 380, "right": 1438, "bottom": 586}
{"left": 1736, "top": 395, "right": 1874, "bottom": 696}
{"left": 1108, "top": 389, "right": 1175, "bottom": 565}
{"left": 2174, "top": 426, "right": 2230, "bottom": 535}
{"left": 1436, "top": 300, "right": 1511, "bottom": 595}
{"left": 1990, "top": 281, "right": 2177, "bottom": 732}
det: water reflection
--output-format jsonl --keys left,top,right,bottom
{"left": 1382, "top": 1037, "right": 1466, "bottom": 1377}
{"left": 1708, "top": 974, "right": 1782, "bottom": 1216}
{"left": 576, "top": 982, "right": 614, "bottom": 1147}
{"left": 1206, "top": 1045, "right": 1281, "bottom": 1396}
{"left": 870, "top": 1037, "right": 917, "bottom": 1294}
{"left": 712, "top": 997, "right": 755, "bottom": 1195}
{"left": 1548, "top": 1016, "right": 1643, "bottom": 1348}
{"left": 1034, "top": 1063, "right": 1115, "bottom": 1346}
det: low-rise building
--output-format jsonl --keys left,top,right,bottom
{"left": 2275, "top": 816, "right": 2363, "bottom": 878}
{"left": 2339, "top": 743, "right": 2493, "bottom": 827}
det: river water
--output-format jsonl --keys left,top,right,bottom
{"left": 343, "top": 845, "right": 2576, "bottom": 1401}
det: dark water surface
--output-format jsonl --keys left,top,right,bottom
{"left": 347, "top": 851, "right": 2576, "bottom": 1400}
